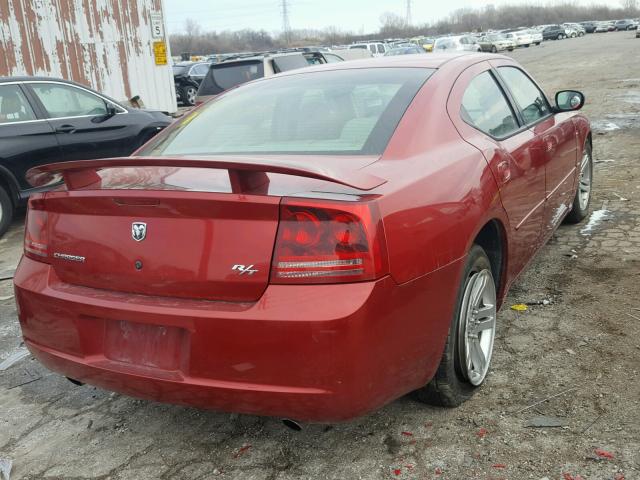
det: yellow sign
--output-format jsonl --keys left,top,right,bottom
{"left": 153, "top": 41, "right": 167, "bottom": 65}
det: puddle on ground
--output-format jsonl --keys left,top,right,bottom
{"left": 592, "top": 113, "right": 640, "bottom": 132}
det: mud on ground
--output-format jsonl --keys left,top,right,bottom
{"left": 1, "top": 31, "right": 639, "bottom": 480}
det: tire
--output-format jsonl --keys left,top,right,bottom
{"left": 558, "top": 34, "right": 565, "bottom": 40}
{"left": 416, "top": 245, "right": 497, "bottom": 407}
{"left": 565, "top": 140, "right": 593, "bottom": 224}
{"left": 491, "top": 45, "right": 498, "bottom": 53}
{"left": 0, "top": 186, "right": 13, "bottom": 238}
{"left": 535, "top": 42, "right": 541, "bottom": 45}
{"left": 178, "top": 85, "right": 197, "bottom": 107}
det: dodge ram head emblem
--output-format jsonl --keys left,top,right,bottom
{"left": 131, "top": 222, "right": 147, "bottom": 242}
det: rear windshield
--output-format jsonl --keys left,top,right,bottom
{"left": 198, "top": 61, "right": 265, "bottom": 96}
{"left": 143, "top": 68, "right": 433, "bottom": 156}
{"left": 272, "top": 54, "right": 310, "bottom": 73}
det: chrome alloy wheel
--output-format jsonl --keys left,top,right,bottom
{"left": 457, "top": 269, "right": 497, "bottom": 386}
{"left": 578, "top": 148, "right": 592, "bottom": 211}
{"left": 186, "top": 86, "right": 197, "bottom": 106}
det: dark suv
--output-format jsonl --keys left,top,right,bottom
{"left": 542, "top": 25, "right": 567, "bottom": 40}
{"left": 195, "top": 53, "right": 311, "bottom": 105}
{"left": 0, "top": 77, "right": 171, "bottom": 236}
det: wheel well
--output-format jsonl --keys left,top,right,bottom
{"left": 473, "top": 220, "right": 506, "bottom": 293}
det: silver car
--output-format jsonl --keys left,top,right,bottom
{"left": 433, "top": 35, "right": 481, "bottom": 52}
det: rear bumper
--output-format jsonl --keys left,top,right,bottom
{"left": 14, "top": 256, "right": 461, "bottom": 421}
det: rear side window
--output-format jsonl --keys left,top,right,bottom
{"left": 0, "top": 84, "right": 36, "bottom": 123}
{"left": 199, "top": 61, "right": 265, "bottom": 96}
{"left": 144, "top": 68, "right": 434, "bottom": 157}
{"left": 461, "top": 71, "right": 519, "bottom": 138}
{"left": 498, "top": 67, "right": 551, "bottom": 125}
{"left": 272, "top": 55, "right": 310, "bottom": 73}
{"left": 30, "top": 83, "right": 108, "bottom": 118}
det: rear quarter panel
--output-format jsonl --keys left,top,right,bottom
{"left": 368, "top": 61, "right": 509, "bottom": 285}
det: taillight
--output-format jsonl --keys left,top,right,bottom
{"left": 24, "top": 197, "right": 49, "bottom": 262}
{"left": 271, "top": 198, "right": 388, "bottom": 284}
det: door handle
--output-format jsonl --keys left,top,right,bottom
{"left": 55, "top": 125, "right": 76, "bottom": 134}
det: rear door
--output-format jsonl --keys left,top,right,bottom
{"left": 0, "top": 83, "right": 60, "bottom": 191}
{"left": 494, "top": 64, "right": 578, "bottom": 235}
{"left": 25, "top": 81, "right": 140, "bottom": 160}
{"left": 448, "top": 62, "right": 547, "bottom": 278}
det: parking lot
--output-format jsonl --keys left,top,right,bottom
{"left": 1, "top": 31, "right": 639, "bottom": 479}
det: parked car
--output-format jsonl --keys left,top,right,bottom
{"left": 477, "top": 33, "right": 516, "bottom": 52}
{"left": 349, "top": 42, "right": 389, "bottom": 57}
{"left": 0, "top": 77, "right": 171, "bottom": 236}
{"left": 15, "top": 53, "right": 592, "bottom": 422}
{"left": 615, "top": 19, "right": 638, "bottom": 30}
{"left": 503, "top": 29, "right": 534, "bottom": 47}
{"left": 173, "top": 61, "right": 210, "bottom": 106}
{"left": 637, "top": 26, "right": 640, "bottom": 37}
{"left": 195, "top": 52, "right": 311, "bottom": 105}
{"left": 410, "top": 36, "right": 435, "bottom": 52}
{"left": 384, "top": 46, "right": 425, "bottom": 56}
{"left": 579, "top": 21, "right": 598, "bottom": 33}
{"left": 433, "top": 35, "right": 481, "bottom": 52}
{"left": 528, "top": 29, "right": 543, "bottom": 45}
{"left": 595, "top": 22, "right": 610, "bottom": 33}
{"left": 562, "top": 23, "right": 586, "bottom": 37}
{"left": 542, "top": 25, "right": 568, "bottom": 40}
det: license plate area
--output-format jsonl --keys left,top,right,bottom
{"left": 104, "top": 320, "right": 185, "bottom": 371}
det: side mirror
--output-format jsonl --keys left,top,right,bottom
{"left": 105, "top": 103, "right": 118, "bottom": 117}
{"left": 555, "top": 90, "right": 585, "bottom": 112}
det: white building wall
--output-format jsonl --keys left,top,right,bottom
{"left": 0, "top": 0, "right": 177, "bottom": 112}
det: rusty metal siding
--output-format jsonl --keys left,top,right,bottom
{"left": 0, "top": 0, "right": 176, "bottom": 112}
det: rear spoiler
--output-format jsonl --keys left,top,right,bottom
{"left": 26, "top": 156, "right": 387, "bottom": 192}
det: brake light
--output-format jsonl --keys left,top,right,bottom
{"left": 24, "top": 197, "right": 49, "bottom": 262}
{"left": 271, "top": 198, "right": 388, "bottom": 284}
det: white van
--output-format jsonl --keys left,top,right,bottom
{"left": 349, "top": 42, "right": 388, "bottom": 57}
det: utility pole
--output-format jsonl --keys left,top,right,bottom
{"left": 405, "top": 0, "right": 412, "bottom": 27}
{"left": 281, "top": 0, "right": 291, "bottom": 45}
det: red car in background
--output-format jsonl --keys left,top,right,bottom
{"left": 14, "top": 53, "right": 592, "bottom": 422}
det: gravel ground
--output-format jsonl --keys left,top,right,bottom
{"left": 1, "top": 30, "right": 639, "bottom": 480}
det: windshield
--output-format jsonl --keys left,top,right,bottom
{"left": 172, "top": 65, "right": 189, "bottom": 75}
{"left": 143, "top": 68, "right": 433, "bottom": 156}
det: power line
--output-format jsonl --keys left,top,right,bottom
{"left": 281, "top": 0, "right": 291, "bottom": 44}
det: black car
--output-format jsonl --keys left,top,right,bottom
{"left": 173, "top": 62, "right": 210, "bottom": 106}
{"left": 0, "top": 77, "right": 171, "bottom": 236}
{"left": 542, "top": 25, "right": 567, "bottom": 40}
{"left": 579, "top": 21, "right": 598, "bottom": 33}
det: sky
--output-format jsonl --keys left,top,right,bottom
{"left": 163, "top": 0, "right": 610, "bottom": 34}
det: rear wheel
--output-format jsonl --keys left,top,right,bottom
{"left": 416, "top": 245, "right": 497, "bottom": 407}
{"left": 0, "top": 186, "right": 13, "bottom": 238}
{"left": 491, "top": 45, "right": 498, "bottom": 53}
{"left": 565, "top": 140, "right": 593, "bottom": 224}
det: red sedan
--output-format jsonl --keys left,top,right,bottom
{"left": 15, "top": 53, "right": 592, "bottom": 422}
